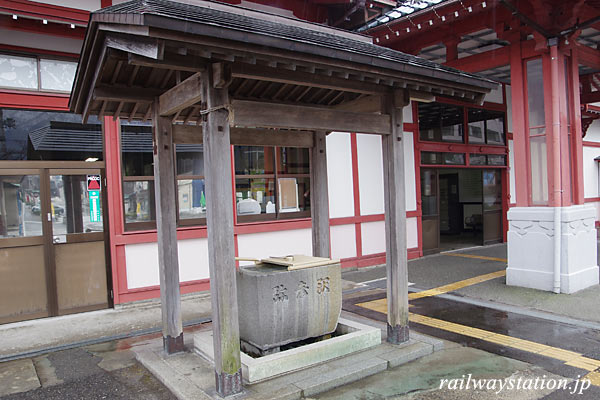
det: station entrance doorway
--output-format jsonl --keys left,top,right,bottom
{"left": 421, "top": 168, "right": 503, "bottom": 254}
{"left": 0, "top": 161, "right": 111, "bottom": 324}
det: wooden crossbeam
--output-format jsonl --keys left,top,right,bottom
{"left": 105, "top": 34, "right": 164, "bottom": 60}
{"left": 231, "top": 63, "right": 388, "bottom": 95}
{"left": 173, "top": 125, "right": 314, "bottom": 147}
{"left": 230, "top": 100, "right": 391, "bottom": 134}
{"left": 159, "top": 72, "right": 202, "bottom": 116}
{"left": 128, "top": 53, "right": 208, "bottom": 72}
{"left": 93, "top": 84, "right": 162, "bottom": 103}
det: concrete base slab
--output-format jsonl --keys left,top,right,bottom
{"left": 195, "top": 318, "right": 381, "bottom": 383}
{"left": 0, "top": 358, "right": 41, "bottom": 396}
{"left": 134, "top": 323, "right": 441, "bottom": 400}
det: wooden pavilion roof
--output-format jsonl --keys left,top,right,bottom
{"left": 70, "top": 0, "right": 497, "bottom": 128}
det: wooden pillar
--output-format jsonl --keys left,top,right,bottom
{"left": 202, "top": 65, "right": 242, "bottom": 397}
{"left": 310, "top": 130, "right": 330, "bottom": 258}
{"left": 382, "top": 90, "right": 409, "bottom": 344}
{"left": 152, "top": 101, "right": 184, "bottom": 354}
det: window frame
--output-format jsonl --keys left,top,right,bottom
{"left": 0, "top": 52, "right": 78, "bottom": 94}
{"left": 234, "top": 145, "right": 311, "bottom": 224}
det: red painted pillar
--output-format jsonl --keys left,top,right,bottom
{"left": 509, "top": 40, "right": 529, "bottom": 206}
{"left": 102, "top": 116, "right": 123, "bottom": 304}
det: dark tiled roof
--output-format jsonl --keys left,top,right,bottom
{"left": 93, "top": 0, "right": 496, "bottom": 89}
{"left": 29, "top": 121, "right": 201, "bottom": 153}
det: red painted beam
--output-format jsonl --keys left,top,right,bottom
{"left": 0, "top": 14, "right": 85, "bottom": 39}
{"left": 581, "top": 91, "right": 600, "bottom": 104}
{"left": 0, "top": 90, "right": 69, "bottom": 110}
{"left": 0, "top": 0, "right": 89, "bottom": 24}
{"left": 445, "top": 46, "right": 510, "bottom": 73}
{"left": 577, "top": 44, "right": 600, "bottom": 71}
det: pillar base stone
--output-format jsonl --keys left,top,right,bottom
{"left": 163, "top": 334, "right": 184, "bottom": 355}
{"left": 387, "top": 323, "right": 409, "bottom": 344}
{"left": 215, "top": 369, "right": 242, "bottom": 398}
{"left": 507, "top": 205, "right": 599, "bottom": 294}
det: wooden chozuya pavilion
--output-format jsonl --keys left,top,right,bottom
{"left": 70, "top": 0, "right": 496, "bottom": 396}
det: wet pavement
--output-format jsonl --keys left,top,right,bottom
{"left": 0, "top": 332, "right": 178, "bottom": 400}
{"left": 2, "top": 242, "right": 600, "bottom": 399}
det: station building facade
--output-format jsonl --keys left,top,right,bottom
{"left": 0, "top": 0, "right": 598, "bottom": 324}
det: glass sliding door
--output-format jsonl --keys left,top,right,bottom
{"left": 421, "top": 169, "right": 440, "bottom": 254}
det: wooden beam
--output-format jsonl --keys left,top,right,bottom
{"left": 159, "top": 72, "right": 202, "bottom": 116}
{"left": 310, "top": 131, "right": 330, "bottom": 257}
{"left": 173, "top": 125, "right": 314, "bottom": 147}
{"left": 202, "top": 67, "right": 243, "bottom": 396}
{"left": 230, "top": 100, "right": 391, "bottom": 134}
{"left": 152, "top": 101, "right": 184, "bottom": 354}
{"left": 334, "top": 95, "right": 382, "bottom": 113}
{"left": 93, "top": 85, "right": 161, "bottom": 103}
{"left": 382, "top": 89, "right": 409, "bottom": 345}
{"left": 106, "top": 34, "right": 163, "bottom": 59}
{"left": 231, "top": 63, "right": 389, "bottom": 95}
{"left": 213, "top": 62, "right": 233, "bottom": 89}
{"left": 128, "top": 53, "right": 208, "bottom": 72}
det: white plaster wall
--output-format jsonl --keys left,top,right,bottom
{"left": 36, "top": 0, "right": 101, "bottom": 11}
{"left": 588, "top": 201, "right": 600, "bottom": 221}
{"left": 506, "top": 84, "right": 513, "bottom": 133}
{"left": 326, "top": 132, "right": 355, "bottom": 218}
{"left": 403, "top": 101, "right": 413, "bottom": 123}
{"left": 356, "top": 131, "right": 416, "bottom": 215}
{"left": 583, "top": 145, "right": 600, "bottom": 198}
{"left": 125, "top": 238, "right": 210, "bottom": 289}
{"left": 0, "top": 28, "right": 82, "bottom": 54}
{"left": 361, "top": 221, "right": 386, "bottom": 255}
{"left": 236, "top": 229, "right": 312, "bottom": 266}
{"left": 585, "top": 119, "right": 600, "bottom": 142}
{"left": 407, "top": 217, "right": 418, "bottom": 249}
{"left": 404, "top": 131, "right": 417, "bottom": 212}
{"left": 356, "top": 134, "right": 384, "bottom": 215}
{"left": 330, "top": 224, "right": 357, "bottom": 260}
{"left": 508, "top": 139, "right": 516, "bottom": 204}
{"left": 484, "top": 84, "right": 504, "bottom": 104}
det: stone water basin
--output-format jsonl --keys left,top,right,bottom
{"left": 237, "top": 258, "right": 341, "bottom": 353}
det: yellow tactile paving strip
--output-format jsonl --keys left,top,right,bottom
{"left": 354, "top": 254, "right": 600, "bottom": 386}
{"left": 408, "top": 270, "right": 506, "bottom": 300}
{"left": 443, "top": 253, "right": 508, "bottom": 263}
{"left": 584, "top": 371, "right": 600, "bottom": 386}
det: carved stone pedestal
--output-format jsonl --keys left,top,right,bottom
{"left": 507, "top": 205, "right": 599, "bottom": 294}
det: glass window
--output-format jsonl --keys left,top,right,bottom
{"left": 487, "top": 154, "right": 506, "bottom": 166}
{"left": 234, "top": 146, "right": 274, "bottom": 175}
{"left": 483, "top": 170, "right": 502, "bottom": 211}
{"left": 0, "top": 55, "right": 37, "bottom": 90}
{"left": 443, "top": 153, "right": 465, "bottom": 165}
{"left": 526, "top": 58, "right": 548, "bottom": 204}
{"left": 176, "top": 144, "right": 205, "bottom": 221}
{"left": 0, "top": 109, "right": 101, "bottom": 161}
{"left": 530, "top": 136, "right": 548, "bottom": 204}
{"left": 234, "top": 146, "right": 310, "bottom": 222}
{"left": 123, "top": 180, "right": 155, "bottom": 224}
{"left": 419, "top": 102, "right": 464, "bottom": 143}
{"left": 468, "top": 108, "right": 505, "bottom": 145}
{"left": 469, "top": 154, "right": 487, "bottom": 165}
{"left": 421, "top": 152, "right": 442, "bottom": 165}
{"left": 0, "top": 174, "right": 42, "bottom": 238}
{"left": 526, "top": 58, "right": 545, "bottom": 129}
{"left": 50, "top": 175, "right": 104, "bottom": 236}
{"left": 421, "top": 170, "right": 437, "bottom": 216}
{"left": 40, "top": 59, "right": 77, "bottom": 92}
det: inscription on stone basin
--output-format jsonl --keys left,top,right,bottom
{"left": 237, "top": 262, "right": 342, "bottom": 351}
